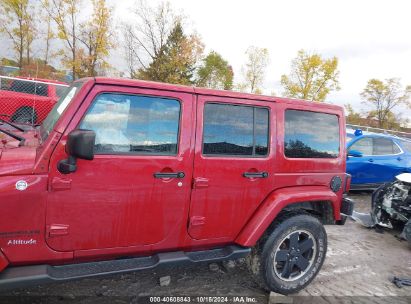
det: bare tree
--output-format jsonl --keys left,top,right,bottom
{"left": 122, "top": 23, "right": 140, "bottom": 78}
{"left": 121, "top": 0, "right": 179, "bottom": 78}
{"left": 42, "top": 0, "right": 82, "bottom": 79}
{"left": 44, "top": 15, "right": 53, "bottom": 65}
{"left": 361, "top": 78, "right": 411, "bottom": 128}
{"left": 39, "top": 0, "right": 54, "bottom": 65}
{"left": 23, "top": 2, "right": 35, "bottom": 65}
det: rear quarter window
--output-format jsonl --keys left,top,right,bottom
{"left": 284, "top": 110, "right": 340, "bottom": 158}
{"left": 373, "top": 138, "right": 401, "bottom": 155}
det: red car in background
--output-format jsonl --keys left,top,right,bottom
{"left": 0, "top": 76, "right": 68, "bottom": 124}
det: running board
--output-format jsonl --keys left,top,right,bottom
{"left": 0, "top": 245, "right": 250, "bottom": 291}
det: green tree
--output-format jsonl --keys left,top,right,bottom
{"left": 20, "top": 58, "right": 63, "bottom": 79}
{"left": 239, "top": 46, "right": 269, "bottom": 93}
{"left": 366, "top": 110, "right": 408, "bottom": 131}
{"left": 344, "top": 104, "right": 363, "bottom": 125}
{"left": 281, "top": 49, "right": 340, "bottom": 102}
{"left": 361, "top": 78, "right": 411, "bottom": 128}
{"left": 0, "top": 57, "right": 19, "bottom": 67}
{"left": 43, "top": 0, "right": 82, "bottom": 79}
{"left": 0, "top": 0, "right": 35, "bottom": 68}
{"left": 138, "top": 22, "right": 203, "bottom": 85}
{"left": 77, "top": 0, "right": 114, "bottom": 77}
{"left": 196, "top": 51, "right": 233, "bottom": 90}
{"left": 40, "top": 0, "right": 54, "bottom": 65}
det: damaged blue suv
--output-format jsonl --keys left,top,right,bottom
{"left": 346, "top": 129, "right": 411, "bottom": 190}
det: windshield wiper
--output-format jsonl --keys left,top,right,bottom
{"left": 0, "top": 128, "right": 25, "bottom": 146}
{"left": 0, "top": 118, "right": 25, "bottom": 132}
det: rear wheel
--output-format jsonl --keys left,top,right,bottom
{"left": 247, "top": 213, "right": 327, "bottom": 294}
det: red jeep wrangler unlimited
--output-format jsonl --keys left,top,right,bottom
{"left": 0, "top": 77, "right": 353, "bottom": 294}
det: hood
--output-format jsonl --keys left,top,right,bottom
{"left": 0, "top": 146, "right": 37, "bottom": 176}
{"left": 396, "top": 173, "right": 411, "bottom": 184}
{"left": 0, "top": 129, "right": 40, "bottom": 176}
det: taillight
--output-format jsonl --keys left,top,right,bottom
{"left": 344, "top": 173, "right": 351, "bottom": 193}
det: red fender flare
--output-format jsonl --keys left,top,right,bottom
{"left": 235, "top": 186, "right": 340, "bottom": 247}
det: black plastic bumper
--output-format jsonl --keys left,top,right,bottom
{"left": 336, "top": 197, "right": 355, "bottom": 225}
{"left": 341, "top": 197, "right": 354, "bottom": 216}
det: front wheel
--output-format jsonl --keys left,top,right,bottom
{"left": 247, "top": 213, "right": 327, "bottom": 294}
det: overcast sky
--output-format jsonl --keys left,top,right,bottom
{"left": 1, "top": 0, "right": 410, "bottom": 120}
{"left": 109, "top": 0, "right": 411, "bottom": 120}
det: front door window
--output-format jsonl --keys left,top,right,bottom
{"left": 80, "top": 93, "right": 180, "bottom": 155}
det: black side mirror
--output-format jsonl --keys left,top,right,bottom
{"left": 58, "top": 129, "right": 96, "bottom": 174}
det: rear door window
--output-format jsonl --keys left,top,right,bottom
{"left": 202, "top": 103, "right": 269, "bottom": 157}
{"left": 349, "top": 138, "right": 373, "bottom": 155}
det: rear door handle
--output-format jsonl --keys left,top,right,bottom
{"left": 243, "top": 172, "right": 269, "bottom": 178}
{"left": 154, "top": 172, "right": 185, "bottom": 179}
{"left": 368, "top": 159, "right": 374, "bottom": 163}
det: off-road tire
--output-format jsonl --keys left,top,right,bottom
{"left": 246, "top": 213, "right": 327, "bottom": 294}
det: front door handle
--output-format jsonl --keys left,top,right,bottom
{"left": 368, "top": 159, "right": 374, "bottom": 163}
{"left": 243, "top": 172, "right": 269, "bottom": 178}
{"left": 154, "top": 172, "right": 185, "bottom": 179}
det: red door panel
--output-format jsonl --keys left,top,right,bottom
{"left": 188, "top": 96, "right": 275, "bottom": 240}
{"left": 46, "top": 86, "right": 194, "bottom": 252}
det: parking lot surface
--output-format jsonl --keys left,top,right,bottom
{"left": 0, "top": 193, "right": 410, "bottom": 304}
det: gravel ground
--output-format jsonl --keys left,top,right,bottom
{"left": 0, "top": 193, "right": 410, "bottom": 304}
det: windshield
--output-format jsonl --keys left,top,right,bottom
{"left": 40, "top": 82, "right": 83, "bottom": 141}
